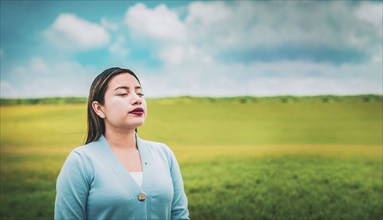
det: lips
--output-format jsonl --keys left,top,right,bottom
{"left": 129, "top": 107, "right": 144, "bottom": 116}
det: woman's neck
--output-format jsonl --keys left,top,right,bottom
{"left": 104, "top": 127, "right": 137, "bottom": 150}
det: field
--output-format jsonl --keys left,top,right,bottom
{"left": 0, "top": 96, "right": 382, "bottom": 219}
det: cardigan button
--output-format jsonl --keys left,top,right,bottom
{"left": 138, "top": 193, "right": 146, "bottom": 201}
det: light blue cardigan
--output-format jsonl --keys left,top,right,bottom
{"left": 54, "top": 135, "right": 189, "bottom": 220}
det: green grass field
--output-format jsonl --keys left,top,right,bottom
{"left": 1, "top": 96, "right": 382, "bottom": 219}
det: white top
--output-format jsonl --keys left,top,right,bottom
{"left": 129, "top": 172, "right": 143, "bottom": 187}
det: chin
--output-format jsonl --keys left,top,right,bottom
{"left": 130, "top": 121, "right": 145, "bottom": 129}
{"left": 122, "top": 118, "right": 145, "bottom": 129}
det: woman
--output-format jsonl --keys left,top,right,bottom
{"left": 55, "top": 67, "right": 189, "bottom": 220}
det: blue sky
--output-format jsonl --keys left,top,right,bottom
{"left": 1, "top": 0, "right": 382, "bottom": 98}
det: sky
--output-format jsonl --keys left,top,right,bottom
{"left": 0, "top": 0, "right": 382, "bottom": 98}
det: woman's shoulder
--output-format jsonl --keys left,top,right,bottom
{"left": 139, "top": 137, "right": 169, "bottom": 150}
{"left": 67, "top": 138, "right": 105, "bottom": 160}
{"left": 71, "top": 141, "right": 98, "bottom": 154}
{"left": 138, "top": 137, "right": 175, "bottom": 157}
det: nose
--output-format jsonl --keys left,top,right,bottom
{"left": 130, "top": 93, "right": 142, "bottom": 105}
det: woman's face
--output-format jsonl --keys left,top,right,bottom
{"left": 98, "top": 73, "right": 147, "bottom": 131}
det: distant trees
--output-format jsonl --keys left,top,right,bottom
{"left": 0, "top": 94, "right": 381, "bottom": 105}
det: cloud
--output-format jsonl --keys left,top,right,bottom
{"left": 29, "top": 57, "right": 49, "bottom": 73}
{"left": 2, "top": 1, "right": 381, "bottom": 98}
{"left": 44, "top": 13, "right": 110, "bottom": 51}
{"left": 185, "top": 1, "right": 230, "bottom": 26}
{"left": 125, "top": 1, "right": 381, "bottom": 65}
{"left": 122, "top": 1, "right": 382, "bottom": 97}
{"left": 0, "top": 80, "right": 16, "bottom": 98}
{"left": 124, "top": 3, "right": 187, "bottom": 42}
{"left": 108, "top": 36, "right": 129, "bottom": 59}
{"left": 138, "top": 58, "right": 382, "bottom": 97}
{"left": 355, "top": 2, "right": 383, "bottom": 26}
{"left": 101, "top": 18, "right": 118, "bottom": 31}
{"left": 3, "top": 57, "right": 97, "bottom": 98}
{"left": 7, "top": 56, "right": 52, "bottom": 83}
{"left": 158, "top": 44, "right": 212, "bottom": 66}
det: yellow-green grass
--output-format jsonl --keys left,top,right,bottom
{"left": 1, "top": 97, "right": 382, "bottom": 219}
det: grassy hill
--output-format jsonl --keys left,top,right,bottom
{"left": 1, "top": 95, "right": 382, "bottom": 219}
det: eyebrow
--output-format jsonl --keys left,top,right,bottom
{"left": 114, "top": 86, "right": 142, "bottom": 91}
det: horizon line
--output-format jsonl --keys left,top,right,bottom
{"left": 0, "top": 93, "right": 382, "bottom": 100}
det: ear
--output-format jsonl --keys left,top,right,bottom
{"left": 92, "top": 101, "right": 106, "bottom": 119}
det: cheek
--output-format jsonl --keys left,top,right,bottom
{"left": 104, "top": 97, "right": 127, "bottom": 114}
{"left": 143, "top": 100, "right": 148, "bottom": 117}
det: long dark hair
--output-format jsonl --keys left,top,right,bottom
{"left": 85, "top": 67, "right": 141, "bottom": 144}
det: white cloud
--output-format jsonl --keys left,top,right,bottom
{"left": 158, "top": 45, "right": 212, "bottom": 66}
{"left": 5, "top": 57, "right": 97, "bottom": 98}
{"left": 138, "top": 58, "right": 382, "bottom": 97}
{"left": 0, "top": 80, "right": 16, "bottom": 98}
{"left": 30, "top": 57, "right": 49, "bottom": 74}
{"left": 123, "top": 1, "right": 382, "bottom": 97}
{"left": 125, "top": 1, "right": 381, "bottom": 65}
{"left": 44, "top": 13, "right": 110, "bottom": 51}
{"left": 101, "top": 18, "right": 118, "bottom": 31}
{"left": 8, "top": 56, "right": 50, "bottom": 80}
{"left": 355, "top": 2, "right": 383, "bottom": 26}
{"left": 108, "top": 36, "right": 129, "bottom": 58}
{"left": 185, "top": 1, "right": 230, "bottom": 26}
{"left": 2, "top": 1, "right": 381, "bottom": 98}
{"left": 124, "top": 3, "right": 187, "bottom": 42}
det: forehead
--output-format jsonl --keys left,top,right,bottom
{"left": 108, "top": 73, "right": 140, "bottom": 88}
